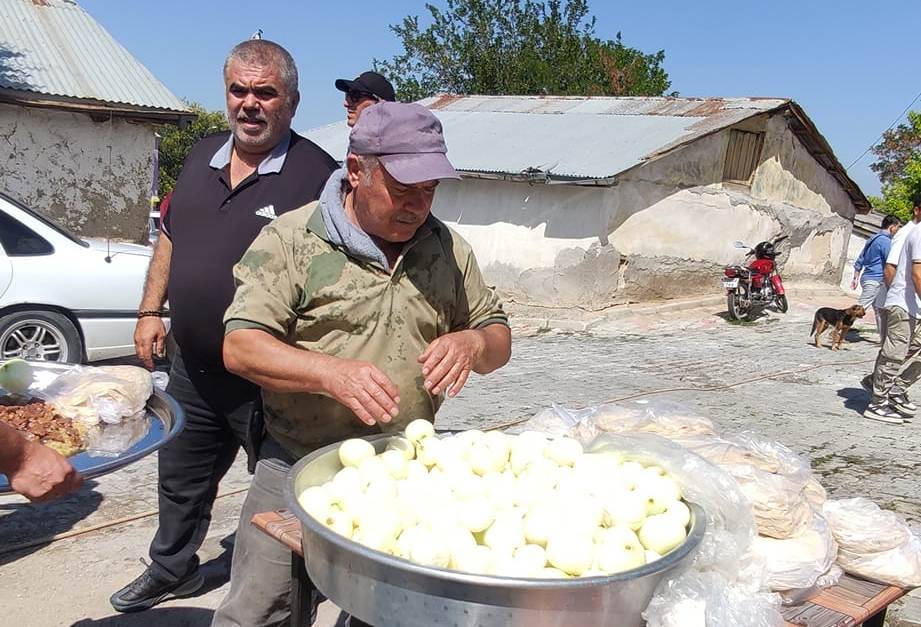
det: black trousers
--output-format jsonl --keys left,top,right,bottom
{"left": 148, "top": 352, "right": 257, "bottom": 583}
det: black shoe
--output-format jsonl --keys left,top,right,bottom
{"left": 110, "top": 563, "right": 204, "bottom": 613}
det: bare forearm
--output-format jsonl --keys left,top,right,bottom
{"left": 472, "top": 324, "right": 512, "bottom": 375}
{"left": 139, "top": 235, "right": 172, "bottom": 310}
{"left": 0, "top": 423, "right": 26, "bottom": 475}
{"left": 911, "top": 264, "right": 921, "bottom": 297}
{"left": 884, "top": 263, "right": 897, "bottom": 287}
{"left": 224, "top": 328, "right": 334, "bottom": 394}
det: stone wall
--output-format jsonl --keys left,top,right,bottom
{"left": 432, "top": 110, "right": 858, "bottom": 308}
{"left": 0, "top": 102, "right": 156, "bottom": 242}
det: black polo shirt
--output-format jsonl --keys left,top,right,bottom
{"left": 163, "top": 130, "right": 337, "bottom": 371}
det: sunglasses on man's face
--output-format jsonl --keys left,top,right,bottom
{"left": 346, "top": 90, "right": 378, "bottom": 105}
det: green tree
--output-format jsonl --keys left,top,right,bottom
{"left": 375, "top": 0, "right": 671, "bottom": 102}
{"left": 870, "top": 111, "right": 921, "bottom": 188}
{"left": 156, "top": 102, "right": 228, "bottom": 196}
{"left": 871, "top": 152, "right": 921, "bottom": 221}
{"left": 869, "top": 110, "right": 921, "bottom": 220}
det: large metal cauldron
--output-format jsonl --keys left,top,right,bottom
{"left": 284, "top": 434, "right": 705, "bottom": 627}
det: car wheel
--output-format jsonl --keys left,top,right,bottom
{"left": 0, "top": 310, "right": 83, "bottom": 363}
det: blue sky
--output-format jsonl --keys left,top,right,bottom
{"left": 82, "top": 0, "right": 920, "bottom": 196}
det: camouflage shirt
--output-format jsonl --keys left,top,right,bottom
{"left": 224, "top": 201, "right": 508, "bottom": 457}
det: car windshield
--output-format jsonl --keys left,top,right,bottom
{"left": 0, "top": 192, "right": 88, "bottom": 248}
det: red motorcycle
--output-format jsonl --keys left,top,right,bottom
{"left": 722, "top": 237, "right": 789, "bottom": 321}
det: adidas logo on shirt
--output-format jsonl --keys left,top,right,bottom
{"left": 255, "top": 204, "right": 277, "bottom": 220}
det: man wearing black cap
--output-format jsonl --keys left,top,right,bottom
{"left": 335, "top": 70, "right": 396, "bottom": 127}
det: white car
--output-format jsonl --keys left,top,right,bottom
{"left": 148, "top": 208, "right": 161, "bottom": 246}
{"left": 0, "top": 192, "right": 156, "bottom": 363}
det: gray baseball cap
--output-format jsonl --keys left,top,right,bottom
{"left": 349, "top": 102, "right": 459, "bottom": 184}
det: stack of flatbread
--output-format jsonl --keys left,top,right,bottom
{"left": 44, "top": 365, "right": 152, "bottom": 425}
{"left": 823, "top": 498, "right": 921, "bottom": 588}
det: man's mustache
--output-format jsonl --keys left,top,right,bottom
{"left": 237, "top": 114, "right": 267, "bottom": 124}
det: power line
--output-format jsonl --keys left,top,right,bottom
{"left": 846, "top": 88, "right": 921, "bottom": 171}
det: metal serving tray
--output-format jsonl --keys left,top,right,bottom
{"left": 285, "top": 434, "right": 705, "bottom": 627}
{"left": 0, "top": 361, "right": 185, "bottom": 493}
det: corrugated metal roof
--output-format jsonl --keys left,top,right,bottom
{"left": 0, "top": 0, "right": 188, "bottom": 113}
{"left": 303, "top": 95, "right": 788, "bottom": 180}
{"left": 303, "top": 94, "right": 870, "bottom": 213}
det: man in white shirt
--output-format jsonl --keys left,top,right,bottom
{"left": 865, "top": 191, "right": 921, "bottom": 423}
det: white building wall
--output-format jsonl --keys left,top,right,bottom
{"left": 0, "top": 103, "right": 155, "bottom": 241}
{"left": 433, "top": 112, "right": 859, "bottom": 307}
{"left": 750, "top": 115, "right": 856, "bottom": 220}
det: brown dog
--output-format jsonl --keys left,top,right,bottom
{"left": 810, "top": 305, "right": 866, "bottom": 350}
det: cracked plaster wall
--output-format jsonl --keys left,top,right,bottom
{"left": 431, "top": 111, "right": 858, "bottom": 308}
{"left": 0, "top": 103, "right": 155, "bottom": 242}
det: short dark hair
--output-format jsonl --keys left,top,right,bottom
{"left": 882, "top": 214, "right": 901, "bottom": 229}
{"left": 224, "top": 39, "right": 298, "bottom": 105}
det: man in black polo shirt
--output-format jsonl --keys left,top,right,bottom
{"left": 110, "top": 39, "right": 337, "bottom": 613}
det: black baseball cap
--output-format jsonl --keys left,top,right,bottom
{"left": 335, "top": 71, "right": 396, "bottom": 102}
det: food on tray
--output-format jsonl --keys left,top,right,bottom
{"left": 298, "top": 420, "right": 693, "bottom": 578}
{"left": 0, "top": 396, "right": 86, "bottom": 456}
{"left": 43, "top": 365, "right": 153, "bottom": 425}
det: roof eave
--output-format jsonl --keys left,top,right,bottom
{"left": 0, "top": 88, "right": 195, "bottom": 125}
{"left": 783, "top": 101, "right": 871, "bottom": 214}
{"left": 459, "top": 169, "right": 617, "bottom": 186}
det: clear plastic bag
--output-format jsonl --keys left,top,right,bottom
{"left": 567, "top": 399, "right": 717, "bottom": 443}
{"left": 836, "top": 534, "right": 921, "bottom": 588}
{"left": 780, "top": 563, "right": 845, "bottom": 605}
{"left": 644, "top": 571, "right": 784, "bottom": 627}
{"left": 823, "top": 498, "right": 921, "bottom": 588}
{"left": 150, "top": 371, "right": 170, "bottom": 392}
{"left": 753, "top": 514, "right": 838, "bottom": 591}
{"left": 586, "top": 432, "right": 759, "bottom": 584}
{"left": 508, "top": 403, "right": 581, "bottom": 436}
{"left": 673, "top": 433, "right": 815, "bottom": 539}
{"left": 37, "top": 365, "right": 153, "bottom": 426}
{"left": 83, "top": 414, "right": 151, "bottom": 457}
{"left": 822, "top": 497, "right": 910, "bottom": 553}
{"left": 674, "top": 431, "right": 812, "bottom": 477}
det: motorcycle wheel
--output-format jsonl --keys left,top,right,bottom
{"left": 727, "top": 291, "right": 747, "bottom": 321}
{"left": 775, "top": 294, "right": 789, "bottom": 313}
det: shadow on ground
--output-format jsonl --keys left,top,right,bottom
{"left": 71, "top": 607, "right": 213, "bottom": 627}
{"left": 808, "top": 331, "right": 876, "bottom": 350}
{"left": 197, "top": 534, "right": 235, "bottom": 596}
{"left": 838, "top": 386, "right": 869, "bottom": 414}
{"left": 0, "top": 480, "right": 103, "bottom": 566}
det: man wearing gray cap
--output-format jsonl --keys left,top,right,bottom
{"left": 211, "top": 102, "right": 512, "bottom": 626}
